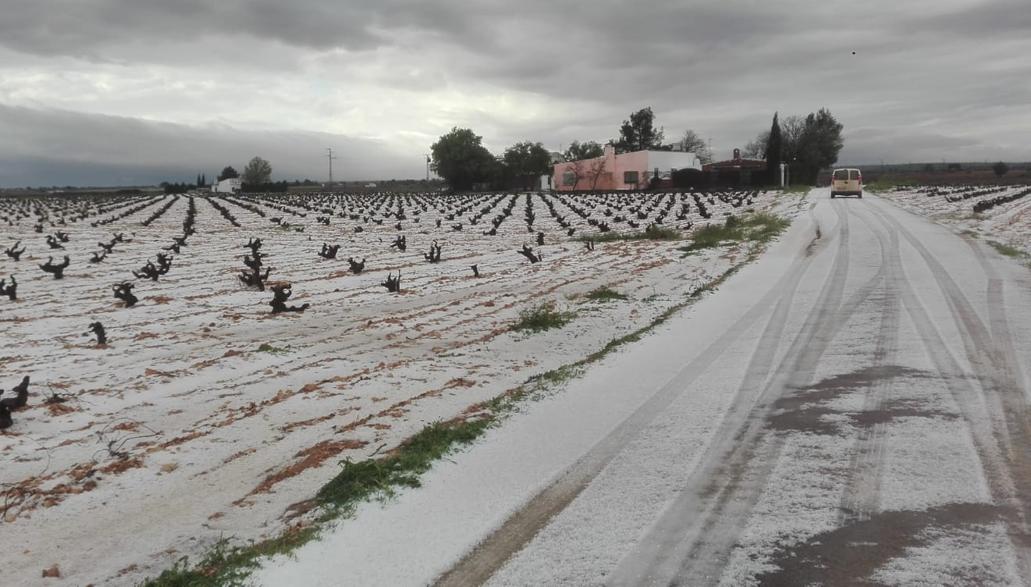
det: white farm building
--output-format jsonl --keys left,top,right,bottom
{"left": 211, "top": 178, "right": 242, "bottom": 193}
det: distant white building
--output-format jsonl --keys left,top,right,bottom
{"left": 212, "top": 178, "right": 242, "bottom": 193}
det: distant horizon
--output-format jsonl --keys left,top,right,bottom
{"left": 3, "top": 159, "right": 1027, "bottom": 191}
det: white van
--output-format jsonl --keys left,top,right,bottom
{"left": 831, "top": 168, "right": 862, "bottom": 198}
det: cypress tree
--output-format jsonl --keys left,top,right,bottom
{"left": 765, "top": 112, "right": 783, "bottom": 185}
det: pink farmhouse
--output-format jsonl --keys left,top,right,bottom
{"left": 552, "top": 144, "right": 702, "bottom": 191}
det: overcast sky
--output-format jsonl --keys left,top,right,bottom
{"left": 1, "top": 0, "right": 1028, "bottom": 186}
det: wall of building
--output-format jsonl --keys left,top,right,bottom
{"left": 552, "top": 146, "right": 701, "bottom": 192}
{"left": 646, "top": 151, "right": 702, "bottom": 176}
{"left": 212, "top": 178, "right": 242, "bottom": 193}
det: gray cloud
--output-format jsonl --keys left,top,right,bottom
{"left": 1, "top": 0, "right": 1030, "bottom": 186}
{"left": 0, "top": 104, "right": 419, "bottom": 187}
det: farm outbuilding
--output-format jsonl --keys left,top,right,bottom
{"left": 212, "top": 178, "right": 242, "bottom": 193}
{"left": 553, "top": 144, "right": 702, "bottom": 192}
{"left": 702, "top": 148, "right": 767, "bottom": 186}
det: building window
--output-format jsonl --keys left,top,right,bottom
{"left": 623, "top": 171, "right": 639, "bottom": 185}
{"left": 563, "top": 171, "right": 577, "bottom": 186}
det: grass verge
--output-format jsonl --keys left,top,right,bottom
{"left": 510, "top": 302, "right": 576, "bottom": 333}
{"left": 140, "top": 214, "right": 791, "bottom": 586}
{"left": 584, "top": 286, "right": 629, "bottom": 302}
{"left": 577, "top": 224, "right": 681, "bottom": 243}
{"left": 680, "top": 212, "right": 790, "bottom": 255}
{"left": 780, "top": 184, "right": 811, "bottom": 195}
{"left": 987, "top": 240, "right": 1028, "bottom": 259}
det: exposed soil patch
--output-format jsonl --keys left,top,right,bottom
{"left": 756, "top": 503, "right": 1002, "bottom": 585}
{"left": 768, "top": 366, "right": 934, "bottom": 435}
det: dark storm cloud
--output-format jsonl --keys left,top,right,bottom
{"left": 0, "top": 104, "right": 417, "bottom": 187}
{"left": 0, "top": 1, "right": 377, "bottom": 55}
{"left": 0, "top": 0, "right": 795, "bottom": 61}
{"left": 2, "top": 0, "right": 1030, "bottom": 186}
{"left": 0, "top": 0, "right": 502, "bottom": 57}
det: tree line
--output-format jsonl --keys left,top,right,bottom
{"left": 162, "top": 156, "right": 278, "bottom": 192}
{"left": 430, "top": 107, "right": 717, "bottom": 191}
{"left": 743, "top": 109, "right": 844, "bottom": 186}
{"left": 430, "top": 105, "right": 849, "bottom": 191}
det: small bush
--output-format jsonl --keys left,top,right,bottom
{"left": 681, "top": 212, "right": 790, "bottom": 254}
{"left": 584, "top": 286, "right": 628, "bottom": 302}
{"left": 682, "top": 223, "right": 734, "bottom": 253}
{"left": 256, "top": 343, "right": 288, "bottom": 354}
{"left": 511, "top": 302, "right": 575, "bottom": 332}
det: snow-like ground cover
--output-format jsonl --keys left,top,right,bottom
{"left": 250, "top": 191, "right": 1031, "bottom": 586}
{"left": 879, "top": 184, "right": 1031, "bottom": 257}
{"left": 0, "top": 189, "right": 798, "bottom": 585}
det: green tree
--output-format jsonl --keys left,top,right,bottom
{"left": 765, "top": 113, "right": 783, "bottom": 185}
{"left": 993, "top": 161, "right": 1009, "bottom": 177}
{"left": 218, "top": 166, "right": 239, "bottom": 181}
{"left": 564, "top": 140, "right": 604, "bottom": 161}
{"left": 242, "top": 156, "right": 272, "bottom": 185}
{"left": 794, "top": 108, "right": 844, "bottom": 185}
{"left": 613, "top": 107, "right": 665, "bottom": 153}
{"left": 503, "top": 141, "right": 552, "bottom": 189}
{"left": 430, "top": 127, "right": 497, "bottom": 191}
{"left": 503, "top": 141, "right": 552, "bottom": 176}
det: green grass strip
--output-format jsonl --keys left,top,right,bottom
{"left": 680, "top": 212, "right": 790, "bottom": 255}
{"left": 577, "top": 224, "right": 681, "bottom": 243}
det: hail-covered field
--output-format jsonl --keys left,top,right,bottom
{"left": 879, "top": 184, "right": 1031, "bottom": 256}
{"left": 1, "top": 188, "right": 795, "bottom": 585}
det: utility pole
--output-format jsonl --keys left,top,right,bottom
{"left": 326, "top": 148, "right": 338, "bottom": 185}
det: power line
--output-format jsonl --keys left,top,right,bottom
{"left": 326, "top": 148, "right": 338, "bottom": 185}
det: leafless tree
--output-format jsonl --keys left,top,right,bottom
{"left": 588, "top": 158, "right": 608, "bottom": 190}
{"left": 674, "top": 130, "right": 713, "bottom": 163}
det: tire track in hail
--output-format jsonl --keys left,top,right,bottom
{"left": 863, "top": 199, "right": 1031, "bottom": 579}
{"left": 835, "top": 204, "right": 902, "bottom": 524}
{"left": 605, "top": 200, "right": 884, "bottom": 585}
{"left": 658, "top": 200, "right": 869, "bottom": 585}
{"left": 436, "top": 213, "right": 825, "bottom": 587}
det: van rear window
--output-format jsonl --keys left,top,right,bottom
{"left": 833, "top": 170, "right": 849, "bottom": 180}
{"left": 849, "top": 170, "right": 860, "bottom": 180}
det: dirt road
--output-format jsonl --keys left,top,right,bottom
{"left": 256, "top": 190, "right": 1031, "bottom": 585}
{"left": 445, "top": 191, "right": 1031, "bottom": 586}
